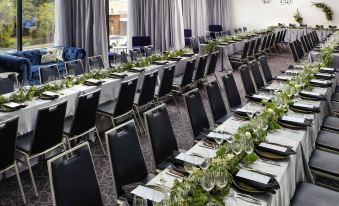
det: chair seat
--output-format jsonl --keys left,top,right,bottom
{"left": 63, "top": 116, "right": 74, "bottom": 135}
{"left": 322, "top": 116, "right": 339, "bottom": 132}
{"left": 195, "top": 133, "right": 206, "bottom": 141}
{"left": 291, "top": 182, "right": 339, "bottom": 206}
{"left": 332, "top": 93, "right": 339, "bottom": 102}
{"left": 98, "top": 100, "right": 117, "bottom": 116}
{"left": 316, "top": 130, "right": 339, "bottom": 152}
{"left": 16, "top": 132, "right": 34, "bottom": 153}
{"left": 215, "top": 113, "right": 233, "bottom": 125}
{"left": 332, "top": 101, "right": 339, "bottom": 113}
{"left": 309, "top": 149, "right": 339, "bottom": 178}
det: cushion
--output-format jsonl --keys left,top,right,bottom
{"left": 309, "top": 149, "right": 339, "bottom": 178}
{"left": 322, "top": 116, "right": 339, "bottom": 132}
{"left": 316, "top": 130, "right": 339, "bottom": 152}
{"left": 41, "top": 49, "right": 58, "bottom": 64}
{"left": 12, "top": 50, "right": 42, "bottom": 65}
{"left": 16, "top": 132, "right": 34, "bottom": 153}
{"left": 98, "top": 100, "right": 117, "bottom": 116}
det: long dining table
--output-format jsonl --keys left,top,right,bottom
{"left": 274, "top": 28, "right": 332, "bottom": 43}
{"left": 131, "top": 67, "right": 337, "bottom": 206}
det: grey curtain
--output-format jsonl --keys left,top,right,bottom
{"left": 182, "top": 0, "right": 207, "bottom": 37}
{"left": 207, "top": 0, "right": 232, "bottom": 31}
{"left": 128, "top": 0, "right": 185, "bottom": 51}
{"left": 55, "top": 0, "right": 108, "bottom": 66}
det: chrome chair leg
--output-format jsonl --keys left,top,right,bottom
{"left": 14, "top": 162, "right": 26, "bottom": 204}
{"left": 134, "top": 106, "right": 146, "bottom": 133}
{"left": 132, "top": 112, "right": 143, "bottom": 133}
{"left": 25, "top": 155, "right": 38, "bottom": 197}
{"left": 95, "top": 128, "right": 106, "bottom": 156}
{"left": 171, "top": 93, "right": 181, "bottom": 113}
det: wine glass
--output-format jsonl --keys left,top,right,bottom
{"left": 184, "top": 161, "right": 195, "bottom": 174}
{"left": 133, "top": 195, "right": 147, "bottom": 206}
{"left": 200, "top": 158, "right": 210, "bottom": 171}
{"left": 214, "top": 136, "right": 224, "bottom": 148}
{"left": 232, "top": 141, "right": 243, "bottom": 155}
{"left": 14, "top": 82, "right": 21, "bottom": 92}
{"left": 200, "top": 172, "right": 215, "bottom": 192}
{"left": 244, "top": 140, "right": 254, "bottom": 154}
{"left": 215, "top": 170, "right": 228, "bottom": 190}
{"left": 245, "top": 108, "right": 254, "bottom": 119}
{"left": 226, "top": 135, "right": 234, "bottom": 144}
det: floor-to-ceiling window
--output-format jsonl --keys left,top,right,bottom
{"left": 0, "top": 0, "right": 17, "bottom": 52}
{"left": 108, "top": 0, "right": 128, "bottom": 52}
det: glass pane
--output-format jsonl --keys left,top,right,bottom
{"left": 108, "top": 0, "right": 128, "bottom": 52}
{"left": 23, "top": 0, "right": 55, "bottom": 50}
{"left": 0, "top": 0, "right": 17, "bottom": 53}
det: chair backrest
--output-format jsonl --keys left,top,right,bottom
{"left": 226, "top": 30, "right": 232, "bottom": 36}
{"left": 289, "top": 42, "right": 299, "bottom": 63}
{"left": 296, "top": 39, "right": 304, "bottom": 57}
{"left": 144, "top": 104, "right": 178, "bottom": 166}
{"left": 39, "top": 64, "right": 60, "bottom": 84}
{"left": 241, "top": 41, "right": 250, "bottom": 59}
{"left": 114, "top": 78, "right": 138, "bottom": 117}
{"left": 260, "top": 36, "right": 268, "bottom": 51}
{"left": 249, "top": 60, "right": 265, "bottom": 89}
{"left": 254, "top": 38, "right": 262, "bottom": 55}
{"left": 238, "top": 28, "right": 243, "bottom": 33}
{"left": 30, "top": 101, "right": 67, "bottom": 156}
{"left": 205, "top": 33, "right": 211, "bottom": 41}
{"left": 136, "top": 71, "right": 158, "bottom": 106}
{"left": 190, "top": 38, "right": 200, "bottom": 54}
{"left": 198, "top": 36, "right": 206, "bottom": 44}
{"left": 293, "top": 40, "right": 303, "bottom": 59}
{"left": 65, "top": 60, "right": 84, "bottom": 76}
{"left": 269, "top": 33, "right": 276, "bottom": 47}
{"left": 259, "top": 55, "right": 273, "bottom": 83}
{"left": 281, "top": 29, "right": 287, "bottom": 42}
{"left": 105, "top": 120, "right": 148, "bottom": 197}
{"left": 184, "top": 89, "right": 209, "bottom": 139}
{"left": 194, "top": 54, "right": 208, "bottom": 81}
{"left": 129, "top": 49, "right": 141, "bottom": 61}
{"left": 240, "top": 64, "right": 256, "bottom": 96}
{"left": 206, "top": 51, "right": 219, "bottom": 75}
{"left": 0, "top": 117, "right": 18, "bottom": 170}
{"left": 88, "top": 55, "right": 105, "bottom": 70}
{"left": 0, "top": 77, "right": 15, "bottom": 95}
{"left": 119, "top": 51, "right": 128, "bottom": 63}
{"left": 275, "top": 31, "right": 281, "bottom": 44}
{"left": 157, "top": 66, "right": 175, "bottom": 98}
{"left": 247, "top": 40, "right": 256, "bottom": 57}
{"left": 209, "top": 25, "right": 222, "bottom": 32}
{"left": 234, "top": 29, "right": 238, "bottom": 34}
{"left": 180, "top": 59, "right": 196, "bottom": 87}
{"left": 69, "top": 89, "right": 101, "bottom": 137}
{"left": 307, "top": 34, "right": 315, "bottom": 48}
{"left": 144, "top": 45, "right": 154, "bottom": 57}
{"left": 132, "top": 36, "right": 151, "bottom": 48}
{"left": 48, "top": 143, "right": 103, "bottom": 206}
{"left": 265, "top": 34, "right": 272, "bottom": 49}
{"left": 243, "top": 27, "right": 247, "bottom": 32}
{"left": 205, "top": 80, "right": 227, "bottom": 123}
{"left": 222, "top": 74, "right": 242, "bottom": 108}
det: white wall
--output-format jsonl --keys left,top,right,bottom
{"left": 231, "top": 0, "right": 339, "bottom": 30}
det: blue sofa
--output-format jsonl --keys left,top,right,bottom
{"left": 184, "top": 29, "right": 192, "bottom": 47}
{"left": 132, "top": 36, "right": 151, "bottom": 53}
{"left": 0, "top": 47, "right": 86, "bottom": 84}
{"left": 209, "top": 25, "right": 223, "bottom": 39}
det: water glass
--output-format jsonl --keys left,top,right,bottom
{"left": 232, "top": 141, "right": 243, "bottom": 155}
{"left": 200, "top": 172, "right": 215, "bottom": 192}
{"left": 215, "top": 171, "right": 228, "bottom": 189}
{"left": 200, "top": 158, "right": 210, "bottom": 171}
{"left": 244, "top": 140, "right": 254, "bottom": 154}
{"left": 184, "top": 161, "right": 195, "bottom": 174}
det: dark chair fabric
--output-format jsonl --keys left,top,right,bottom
{"left": 145, "top": 104, "right": 178, "bottom": 168}
{"left": 156, "top": 66, "right": 175, "bottom": 98}
{"left": 198, "top": 36, "right": 206, "bottom": 44}
{"left": 184, "top": 29, "right": 192, "bottom": 47}
{"left": 0, "top": 117, "right": 19, "bottom": 170}
{"left": 206, "top": 52, "right": 219, "bottom": 76}
{"left": 259, "top": 55, "right": 274, "bottom": 83}
{"left": 119, "top": 52, "right": 128, "bottom": 64}
{"left": 50, "top": 144, "right": 103, "bottom": 206}
{"left": 88, "top": 56, "right": 105, "bottom": 70}
{"left": 184, "top": 89, "right": 210, "bottom": 140}
{"left": 134, "top": 71, "right": 158, "bottom": 106}
{"left": 247, "top": 40, "right": 256, "bottom": 59}
{"left": 191, "top": 38, "right": 200, "bottom": 54}
{"left": 240, "top": 65, "right": 256, "bottom": 96}
{"left": 289, "top": 42, "right": 299, "bottom": 63}
{"left": 144, "top": 46, "right": 154, "bottom": 57}
{"left": 193, "top": 54, "right": 208, "bottom": 82}
{"left": 0, "top": 77, "right": 15, "bottom": 95}
{"left": 39, "top": 64, "right": 60, "bottom": 84}
{"left": 254, "top": 38, "right": 262, "bottom": 56}
{"left": 16, "top": 101, "right": 67, "bottom": 156}
{"left": 316, "top": 130, "right": 339, "bottom": 152}
{"left": 309, "top": 149, "right": 339, "bottom": 178}
{"left": 249, "top": 60, "right": 265, "bottom": 89}
{"left": 65, "top": 60, "right": 84, "bottom": 76}
{"left": 222, "top": 74, "right": 242, "bottom": 108}
{"left": 290, "top": 182, "right": 339, "bottom": 206}
{"left": 209, "top": 25, "right": 222, "bottom": 32}
{"left": 106, "top": 121, "right": 150, "bottom": 197}
{"left": 206, "top": 81, "right": 230, "bottom": 125}
{"left": 129, "top": 49, "right": 141, "bottom": 61}
{"left": 322, "top": 116, "right": 339, "bottom": 132}
{"left": 260, "top": 36, "right": 268, "bottom": 52}
{"left": 173, "top": 60, "right": 196, "bottom": 88}
{"left": 132, "top": 36, "right": 151, "bottom": 52}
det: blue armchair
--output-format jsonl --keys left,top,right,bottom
{"left": 184, "top": 29, "right": 192, "bottom": 47}
{"left": 0, "top": 47, "right": 86, "bottom": 85}
{"left": 132, "top": 36, "right": 151, "bottom": 53}
{"left": 209, "top": 25, "right": 223, "bottom": 39}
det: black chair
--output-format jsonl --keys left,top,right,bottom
{"left": 259, "top": 35, "right": 268, "bottom": 55}
{"left": 259, "top": 55, "right": 274, "bottom": 83}
{"left": 290, "top": 182, "right": 339, "bottom": 206}
{"left": 243, "top": 27, "right": 247, "bottom": 32}
{"left": 193, "top": 54, "right": 208, "bottom": 85}
{"left": 265, "top": 33, "right": 273, "bottom": 54}
{"left": 190, "top": 38, "right": 200, "bottom": 54}
{"left": 289, "top": 42, "right": 299, "bottom": 63}
{"left": 154, "top": 66, "right": 179, "bottom": 112}
{"left": 0, "top": 117, "right": 26, "bottom": 204}
{"left": 98, "top": 78, "right": 140, "bottom": 129}
{"left": 133, "top": 71, "right": 158, "bottom": 132}
{"left": 234, "top": 29, "right": 238, "bottom": 34}
{"left": 198, "top": 36, "right": 207, "bottom": 44}
{"left": 47, "top": 142, "right": 103, "bottom": 206}
{"left": 0, "top": 76, "right": 16, "bottom": 95}
{"left": 118, "top": 51, "right": 128, "bottom": 64}
{"left": 238, "top": 28, "right": 243, "bottom": 33}
{"left": 39, "top": 64, "right": 60, "bottom": 84}
{"left": 295, "top": 40, "right": 304, "bottom": 58}
{"left": 222, "top": 73, "right": 242, "bottom": 109}
{"left": 63, "top": 89, "right": 106, "bottom": 155}
{"left": 247, "top": 40, "right": 256, "bottom": 60}
{"left": 229, "top": 41, "right": 250, "bottom": 67}
{"left": 184, "top": 89, "right": 210, "bottom": 141}
{"left": 144, "top": 45, "right": 154, "bottom": 57}
{"left": 315, "top": 130, "right": 339, "bottom": 154}
{"left": 269, "top": 33, "right": 277, "bottom": 52}
{"left": 16, "top": 101, "right": 68, "bottom": 197}
{"left": 239, "top": 64, "right": 256, "bottom": 96}
{"left": 253, "top": 37, "right": 262, "bottom": 57}
{"left": 205, "top": 51, "right": 219, "bottom": 81}
{"left": 144, "top": 104, "right": 179, "bottom": 170}
{"left": 205, "top": 33, "right": 211, "bottom": 41}
{"left": 105, "top": 120, "right": 155, "bottom": 203}
{"left": 249, "top": 60, "right": 266, "bottom": 89}
{"left": 130, "top": 49, "right": 142, "bottom": 61}
{"left": 300, "top": 36, "right": 310, "bottom": 53}
{"left": 206, "top": 80, "right": 231, "bottom": 125}
{"left": 65, "top": 59, "right": 85, "bottom": 76}
{"left": 226, "top": 30, "right": 232, "bottom": 36}
{"left": 172, "top": 59, "right": 196, "bottom": 95}
{"left": 88, "top": 55, "right": 105, "bottom": 70}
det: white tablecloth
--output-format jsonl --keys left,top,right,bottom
{"left": 309, "top": 51, "right": 339, "bottom": 68}
{"left": 274, "top": 28, "right": 332, "bottom": 42}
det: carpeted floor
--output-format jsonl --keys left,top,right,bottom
{"left": 0, "top": 51, "right": 328, "bottom": 206}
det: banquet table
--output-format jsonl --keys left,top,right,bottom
{"left": 274, "top": 28, "right": 332, "bottom": 42}
{"left": 131, "top": 68, "right": 336, "bottom": 206}
{"left": 308, "top": 51, "right": 339, "bottom": 69}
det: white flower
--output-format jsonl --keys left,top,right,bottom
{"left": 245, "top": 132, "right": 251, "bottom": 138}
{"left": 268, "top": 108, "right": 274, "bottom": 113}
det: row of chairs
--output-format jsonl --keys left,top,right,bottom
{"left": 289, "top": 30, "right": 324, "bottom": 63}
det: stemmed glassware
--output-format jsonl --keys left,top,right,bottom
{"left": 200, "top": 171, "right": 215, "bottom": 192}
{"left": 244, "top": 140, "right": 254, "bottom": 154}
{"left": 215, "top": 170, "right": 228, "bottom": 190}
{"left": 232, "top": 140, "right": 244, "bottom": 155}
{"left": 214, "top": 136, "right": 224, "bottom": 148}
{"left": 184, "top": 161, "right": 195, "bottom": 174}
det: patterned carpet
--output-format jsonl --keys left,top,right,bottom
{"left": 0, "top": 51, "right": 324, "bottom": 206}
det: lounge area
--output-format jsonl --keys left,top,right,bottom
{"left": 0, "top": 0, "right": 339, "bottom": 205}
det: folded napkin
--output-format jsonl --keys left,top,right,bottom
{"left": 1, "top": 102, "right": 26, "bottom": 112}
{"left": 299, "top": 91, "right": 326, "bottom": 100}
{"left": 290, "top": 103, "right": 320, "bottom": 113}
{"left": 274, "top": 75, "right": 292, "bottom": 81}
{"left": 153, "top": 60, "right": 169, "bottom": 65}
{"left": 168, "top": 57, "right": 182, "bottom": 61}
{"left": 84, "top": 79, "right": 102, "bottom": 86}
{"left": 256, "top": 142, "right": 296, "bottom": 156}
{"left": 129, "top": 68, "right": 145, "bottom": 73}
{"left": 234, "top": 109, "right": 256, "bottom": 118}
{"left": 315, "top": 73, "right": 335, "bottom": 80}
{"left": 110, "top": 72, "right": 127, "bottom": 79}
{"left": 279, "top": 116, "right": 312, "bottom": 127}
{"left": 39, "top": 91, "right": 59, "bottom": 100}
{"left": 181, "top": 53, "right": 195, "bottom": 57}
{"left": 319, "top": 68, "right": 336, "bottom": 74}
{"left": 234, "top": 169, "right": 280, "bottom": 194}
{"left": 246, "top": 94, "right": 272, "bottom": 102}
{"left": 310, "top": 79, "right": 332, "bottom": 87}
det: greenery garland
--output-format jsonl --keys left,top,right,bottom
{"left": 312, "top": 2, "right": 334, "bottom": 22}
{"left": 293, "top": 9, "right": 303, "bottom": 25}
